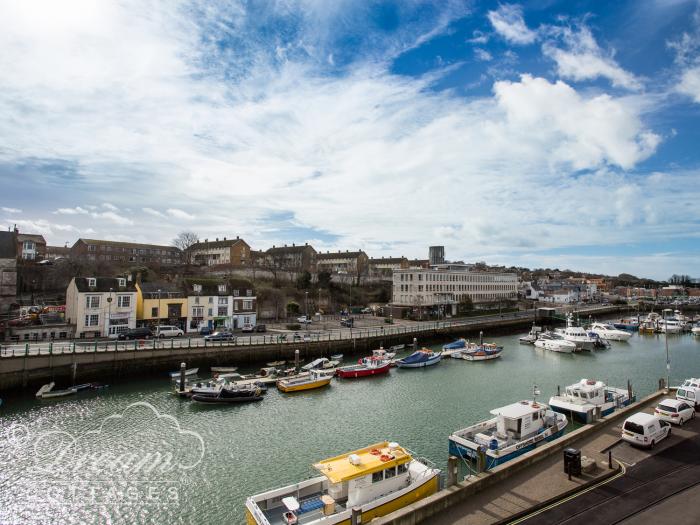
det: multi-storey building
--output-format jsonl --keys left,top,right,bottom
{"left": 185, "top": 280, "right": 257, "bottom": 333}
{"left": 262, "top": 244, "right": 317, "bottom": 273}
{"left": 0, "top": 231, "right": 17, "bottom": 316}
{"left": 316, "top": 250, "right": 369, "bottom": 276}
{"left": 45, "top": 245, "right": 71, "bottom": 260}
{"left": 392, "top": 265, "right": 518, "bottom": 315}
{"left": 135, "top": 282, "right": 187, "bottom": 329}
{"left": 16, "top": 232, "right": 46, "bottom": 261}
{"left": 369, "top": 257, "right": 409, "bottom": 280}
{"left": 70, "top": 238, "right": 181, "bottom": 265}
{"left": 188, "top": 236, "right": 251, "bottom": 267}
{"left": 65, "top": 277, "right": 138, "bottom": 338}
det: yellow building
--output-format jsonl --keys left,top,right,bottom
{"left": 135, "top": 282, "right": 187, "bottom": 328}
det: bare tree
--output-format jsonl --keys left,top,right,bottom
{"left": 173, "top": 231, "right": 199, "bottom": 265}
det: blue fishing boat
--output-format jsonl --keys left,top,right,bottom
{"left": 613, "top": 318, "right": 640, "bottom": 331}
{"left": 396, "top": 349, "right": 442, "bottom": 368}
{"left": 443, "top": 338, "right": 467, "bottom": 350}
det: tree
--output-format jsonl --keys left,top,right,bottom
{"left": 317, "top": 270, "right": 332, "bottom": 288}
{"left": 173, "top": 231, "right": 199, "bottom": 265}
{"left": 296, "top": 271, "right": 312, "bottom": 289}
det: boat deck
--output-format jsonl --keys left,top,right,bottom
{"left": 261, "top": 493, "right": 346, "bottom": 525}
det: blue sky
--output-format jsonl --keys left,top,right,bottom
{"left": 1, "top": 0, "right": 699, "bottom": 280}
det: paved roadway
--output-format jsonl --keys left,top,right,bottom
{"left": 517, "top": 413, "right": 700, "bottom": 525}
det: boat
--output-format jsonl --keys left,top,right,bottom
{"left": 266, "top": 360, "right": 286, "bottom": 367}
{"left": 555, "top": 314, "right": 596, "bottom": 351}
{"left": 35, "top": 382, "right": 78, "bottom": 399}
{"left": 548, "top": 379, "right": 634, "bottom": 424}
{"left": 657, "top": 318, "right": 683, "bottom": 334}
{"left": 336, "top": 357, "right": 391, "bottom": 378}
{"left": 192, "top": 385, "right": 264, "bottom": 404}
{"left": 395, "top": 349, "right": 442, "bottom": 368}
{"left": 449, "top": 395, "right": 567, "bottom": 470}
{"left": 533, "top": 332, "right": 576, "bottom": 353}
{"left": 169, "top": 367, "right": 199, "bottom": 379}
{"left": 451, "top": 343, "right": 503, "bottom": 361}
{"left": 371, "top": 347, "right": 396, "bottom": 360}
{"left": 519, "top": 324, "right": 542, "bottom": 345}
{"left": 211, "top": 366, "right": 239, "bottom": 373}
{"left": 245, "top": 441, "right": 440, "bottom": 525}
{"left": 588, "top": 322, "right": 632, "bottom": 341}
{"left": 301, "top": 358, "right": 339, "bottom": 372}
{"left": 613, "top": 318, "right": 640, "bottom": 331}
{"left": 443, "top": 338, "right": 467, "bottom": 350}
{"left": 692, "top": 326, "right": 700, "bottom": 336}
{"left": 330, "top": 354, "right": 343, "bottom": 361}
{"left": 638, "top": 320, "right": 656, "bottom": 334}
{"left": 277, "top": 370, "right": 332, "bottom": 393}
{"left": 388, "top": 344, "right": 405, "bottom": 352}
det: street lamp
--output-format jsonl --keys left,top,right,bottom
{"left": 157, "top": 289, "right": 162, "bottom": 331}
{"left": 304, "top": 291, "right": 309, "bottom": 330}
{"left": 107, "top": 288, "right": 113, "bottom": 338}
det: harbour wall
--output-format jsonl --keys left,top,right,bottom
{"left": 0, "top": 306, "right": 626, "bottom": 393}
{"left": 372, "top": 388, "right": 667, "bottom": 525}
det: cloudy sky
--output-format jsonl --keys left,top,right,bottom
{"left": 1, "top": 0, "right": 699, "bottom": 280}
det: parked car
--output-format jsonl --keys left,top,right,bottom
{"left": 199, "top": 326, "right": 213, "bottom": 336}
{"left": 292, "top": 332, "right": 301, "bottom": 341}
{"left": 155, "top": 325, "right": 184, "bottom": 338}
{"left": 361, "top": 307, "right": 372, "bottom": 314}
{"left": 255, "top": 324, "right": 267, "bottom": 333}
{"left": 340, "top": 317, "right": 354, "bottom": 327}
{"left": 204, "top": 331, "right": 236, "bottom": 342}
{"left": 118, "top": 327, "right": 153, "bottom": 340}
{"left": 621, "top": 412, "right": 671, "bottom": 448}
{"left": 655, "top": 398, "right": 695, "bottom": 426}
{"left": 297, "top": 315, "right": 310, "bottom": 324}
{"left": 241, "top": 324, "right": 255, "bottom": 333}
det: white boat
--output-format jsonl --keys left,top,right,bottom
{"left": 519, "top": 324, "right": 542, "bottom": 345}
{"left": 330, "top": 354, "right": 343, "bottom": 361}
{"left": 389, "top": 344, "right": 405, "bottom": 352}
{"left": 451, "top": 342, "right": 503, "bottom": 361}
{"left": 371, "top": 348, "right": 396, "bottom": 361}
{"left": 35, "top": 382, "right": 78, "bottom": 399}
{"left": 211, "top": 366, "right": 238, "bottom": 373}
{"left": 691, "top": 326, "right": 700, "bottom": 336}
{"left": 657, "top": 319, "right": 683, "bottom": 334}
{"left": 534, "top": 333, "right": 576, "bottom": 353}
{"left": 245, "top": 441, "right": 440, "bottom": 525}
{"left": 449, "top": 396, "right": 567, "bottom": 469}
{"left": 548, "top": 378, "right": 634, "bottom": 424}
{"left": 301, "top": 358, "right": 339, "bottom": 372}
{"left": 588, "top": 322, "right": 632, "bottom": 341}
{"left": 169, "top": 367, "right": 199, "bottom": 379}
{"left": 555, "top": 314, "right": 596, "bottom": 351}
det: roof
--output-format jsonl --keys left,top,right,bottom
{"left": 569, "top": 379, "right": 605, "bottom": 391}
{"left": 73, "top": 277, "right": 137, "bottom": 293}
{"left": 491, "top": 400, "right": 543, "bottom": 419}
{"left": 369, "top": 257, "right": 406, "bottom": 264}
{"left": 0, "top": 231, "right": 17, "bottom": 259}
{"left": 46, "top": 245, "right": 70, "bottom": 254}
{"left": 313, "top": 442, "right": 411, "bottom": 484}
{"left": 183, "top": 277, "right": 254, "bottom": 296}
{"left": 317, "top": 251, "right": 365, "bottom": 260}
{"left": 137, "top": 282, "right": 185, "bottom": 296}
{"left": 266, "top": 244, "right": 316, "bottom": 254}
{"left": 658, "top": 398, "right": 684, "bottom": 408}
{"left": 625, "top": 412, "right": 656, "bottom": 425}
{"left": 74, "top": 238, "right": 179, "bottom": 251}
{"left": 189, "top": 238, "right": 247, "bottom": 250}
{"left": 17, "top": 233, "right": 46, "bottom": 244}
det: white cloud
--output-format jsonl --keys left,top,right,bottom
{"left": 102, "top": 202, "right": 118, "bottom": 211}
{"left": 1, "top": 206, "right": 21, "bottom": 213}
{"left": 54, "top": 206, "right": 89, "bottom": 215}
{"left": 474, "top": 48, "right": 493, "bottom": 62}
{"left": 90, "top": 211, "right": 133, "bottom": 226}
{"left": 143, "top": 207, "right": 166, "bottom": 217}
{"left": 543, "top": 26, "right": 641, "bottom": 90}
{"left": 677, "top": 66, "right": 700, "bottom": 103}
{"left": 487, "top": 4, "right": 537, "bottom": 45}
{"left": 166, "top": 208, "right": 195, "bottom": 220}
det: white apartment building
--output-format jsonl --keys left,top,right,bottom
{"left": 392, "top": 266, "right": 518, "bottom": 315}
{"left": 65, "top": 277, "right": 138, "bottom": 338}
{"left": 185, "top": 282, "right": 257, "bottom": 333}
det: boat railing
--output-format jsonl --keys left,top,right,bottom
{"left": 246, "top": 499, "right": 272, "bottom": 525}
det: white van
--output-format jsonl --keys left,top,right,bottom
{"left": 621, "top": 412, "right": 671, "bottom": 449}
{"left": 155, "top": 325, "right": 184, "bottom": 338}
{"left": 676, "top": 380, "right": 700, "bottom": 408}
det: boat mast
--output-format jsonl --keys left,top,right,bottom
{"left": 664, "top": 310, "right": 670, "bottom": 392}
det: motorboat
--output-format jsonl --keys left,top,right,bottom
{"left": 449, "top": 396, "right": 567, "bottom": 469}
{"left": 277, "top": 370, "right": 332, "bottom": 393}
{"left": 443, "top": 338, "right": 467, "bottom": 350}
{"left": 657, "top": 319, "right": 683, "bottom": 334}
{"left": 519, "top": 324, "right": 542, "bottom": 345}
{"left": 613, "top": 318, "right": 640, "bottom": 331}
{"left": 548, "top": 379, "right": 634, "bottom": 424}
{"left": 301, "top": 358, "right": 339, "bottom": 372}
{"left": 370, "top": 348, "right": 396, "bottom": 361}
{"left": 191, "top": 385, "right": 264, "bottom": 404}
{"left": 330, "top": 354, "right": 343, "bottom": 361}
{"left": 388, "top": 344, "right": 405, "bottom": 352}
{"left": 451, "top": 343, "right": 503, "bottom": 361}
{"left": 336, "top": 356, "right": 391, "bottom": 379}
{"left": 245, "top": 441, "right": 440, "bottom": 525}
{"left": 396, "top": 349, "right": 442, "bottom": 368}
{"left": 555, "top": 314, "right": 596, "bottom": 351}
{"left": 35, "top": 382, "right": 106, "bottom": 399}
{"left": 588, "top": 322, "right": 632, "bottom": 341}
{"left": 267, "top": 360, "right": 286, "bottom": 367}
{"left": 533, "top": 332, "right": 576, "bottom": 353}
{"left": 691, "top": 325, "right": 700, "bottom": 336}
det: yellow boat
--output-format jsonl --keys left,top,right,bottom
{"left": 276, "top": 370, "right": 332, "bottom": 393}
{"left": 245, "top": 441, "right": 440, "bottom": 524}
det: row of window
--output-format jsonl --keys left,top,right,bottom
{"left": 398, "top": 284, "right": 516, "bottom": 292}
{"left": 371, "top": 463, "right": 408, "bottom": 483}
{"left": 191, "top": 301, "right": 254, "bottom": 316}
{"left": 396, "top": 291, "right": 517, "bottom": 304}
{"left": 191, "top": 284, "right": 253, "bottom": 296}
{"left": 85, "top": 295, "right": 131, "bottom": 309}
{"left": 87, "top": 245, "right": 178, "bottom": 256}
{"left": 398, "top": 273, "right": 515, "bottom": 283}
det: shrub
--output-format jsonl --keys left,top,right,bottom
{"left": 384, "top": 317, "right": 394, "bottom": 324}
{"left": 286, "top": 323, "right": 301, "bottom": 331}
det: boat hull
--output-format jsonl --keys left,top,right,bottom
{"left": 337, "top": 363, "right": 391, "bottom": 378}
{"left": 549, "top": 395, "right": 634, "bottom": 424}
{"left": 276, "top": 378, "right": 332, "bottom": 392}
{"left": 192, "top": 394, "right": 263, "bottom": 404}
{"left": 396, "top": 354, "right": 442, "bottom": 368}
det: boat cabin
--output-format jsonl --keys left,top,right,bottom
{"left": 488, "top": 401, "right": 547, "bottom": 444}
{"left": 564, "top": 379, "right": 607, "bottom": 405}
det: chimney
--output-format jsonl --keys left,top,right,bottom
{"left": 216, "top": 237, "right": 219, "bottom": 241}
{"left": 292, "top": 243, "right": 295, "bottom": 247}
{"left": 223, "top": 237, "right": 226, "bottom": 241}
{"left": 236, "top": 235, "right": 239, "bottom": 239}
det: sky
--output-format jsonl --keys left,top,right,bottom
{"left": 1, "top": 0, "right": 699, "bottom": 280}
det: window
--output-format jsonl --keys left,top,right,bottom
{"left": 397, "top": 463, "right": 408, "bottom": 475}
{"left": 23, "top": 240, "right": 35, "bottom": 250}
{"left": 194, "top": 296, "right": 200, "bottom": 304}
{"left": 208, "top": 297, "right": 213, "bottom": 304}
{"left": 246, "top": 289, "right": 252, "bottom": 296}
{"left": 118, "top": 278, "right": 126, "bottom": 287}
{"left": 384, "top": 466, "right": 396, "bottom": 479}
{"left": 372, "top": 471, "right": 383, "bottom": 483}
{"left": 217, "top": 307, "right": 228, "bottom": 316}
{"left": 207, "top": 308, "right": 213, "bottom": 316}
{"left": 193, "top": 284, "right": 202, "bottom": 293}
{"left": 218, "top": 284, "right": 227, "bottom": 293}
{"left": 151, "top": 307, "right": 159, "bottom": 317}
{"left": 87, "top": 278, "right": 97, "bottom": 287}
{"left": 192, "top": 307, "right": 203, "bottom": 317}
{"left": 243, "top": 300, "right": 253, "bottom": 310}
{"left": 85, "top": 296, "right": 100, "bottom": 309}
{"left": 218, "top": 297, "right": 228, "bottom": 305}
{"left": 233, "top": 289, "right": 239, "bottom": 297}
{"left": 88, "top": 245, "right": 97, "bottom": 252}
{"left": 118, "top": 295, "right": 131, "bottom": 308}
{"left": 85, "top": 314, "right": 99, "bottom": 327}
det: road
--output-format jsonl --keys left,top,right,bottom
{"left": 517, "top": 415, "right": 700, "bottom": 525}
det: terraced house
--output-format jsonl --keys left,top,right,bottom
{"left": 185, "top": 279, "right": 257, "bottom": 333}
{"left": 65, "top": 276, "right": 137, "bottom": 338}
{"left": 70, "top": 238, "right": 181, "bottom": 265}
{"left": 188, "top": 236, "right": 251, "bottom": 267}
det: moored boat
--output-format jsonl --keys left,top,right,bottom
{"left": 169, "top": 367, "right": 199, "bottom": 379}
{"left": 613, "top": 318, "right": 640, "bottom": 331}
{"left": 336, "top": 357, "right": 391, "bottom": 379}
{"left": 211, "top": 366, "right": 239, "bottom": 373}
{"left": 449, "top": 396, "right": 567, "bottom": 469}
{"left": 388, "top": 344, "right": 405, "bottom": 352}
{"left": 588, "top": 322, "right": 632, "bottom": 341}
{"left": 301, "top": 358, "right": 339, "bottom": 372}
{"left": 396, "top": 349, "right": 442, "bottom": 368}
{"left": 192, "top": 385, "right": 264, "bottom": 404}
{"left": 548, "top": 378, "right": 634, "bottom": 424}
{"left": 519, "top": 324, "right": 542, "bottom": 345}
{"left": 533, "top": 333, "right": 576, "bottom": 353}
{"left": 692, "top": 326, "right": 700, "bottom": 336}
{"left": 35, "top": 382, "right": 78, "bottom": 399}
{"left": 443, "top": 338, "right": 467, "bottom": 350}
{"left": 555, "top": 314, "right": 595, "bottom": 351}
{"left": 451, "top": 343, "right": 503, "bottom": 361}
{"left": 330, "top": 354, "right": 343, "bottom": 361}
{"left": 245, "top": 441, "right": 440, "bottom": 525}
{"left": 277, "top": 370, "right": 332, "bottom": 393}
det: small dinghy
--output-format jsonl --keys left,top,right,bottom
{"left": 169, "top": 367, "right": 199, "bottom": 379}
{"left": 36, "top": 382, "right": 78, "bottom": 399}
{"left": 330, "top": 354, "right": 343, "bottom": 361}
{"left": 210, "top": 366, "right": 238, "bottom": 373}
{"left": 443, "top": 338, "right": 467, "bottom": 350}
{"left": 192, "top": 385, "right": 264, "bottom": 404}
{"left": 389, "top": 344, "right": 405, "bottom": 352}
{"left": 266, "top": 360, "right": 286, "bottom": 367}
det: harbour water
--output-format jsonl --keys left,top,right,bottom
{"left": 1, "top": 328, "right": 699, "bottom": 524}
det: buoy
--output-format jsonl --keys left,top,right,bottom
{"left": 370, "top": 448, "right": 381, "bottom": 455}
{"left": 380, "top": 454, "right": 392, "bottom": 462}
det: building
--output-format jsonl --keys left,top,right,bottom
{"left": 188, "top": 236, "right": 251, "bottom": 267}
{"left": 70, "top": 238, "right": 181, "bottom": 265}
{"left": 46, "top": 245, "right": 71, "bottom": 260}
{"left": 262, "top": 244, "right": 317, "bottom": 273}
{"left": 16, "top": 232, "right": 46, "bottom": 261}
{"left": 369, "top": 257, "right": 409, "bottom": 280}
{"left": 392, "top": 266, "right": 518, "bottom": 316}
{"left": 316, "top": 250, "right": 369, "bottom": 276}
{"left": 407, "top": 259, "right": 430, "bottom": 268}
{"left": 136, "top": 282, "right": 187, "bottom": 329}
{"left": 429, "top": 246, "right": 445, "bottom": 266}
{"left": 184, "top": 279, "right": 257, "bottom": 333}
{"left": 0, "top": 231, "right": 18, "bottom": 316}
{"left": 65, "top": 277, "right": 138, "bottom": 338}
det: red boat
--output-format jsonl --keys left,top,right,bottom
{"left": 336, "top": 357, "right": 391, "bottom": 379}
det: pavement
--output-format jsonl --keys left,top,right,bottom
{"left": 430, "top": 393, "right": 700, "bottom": 525}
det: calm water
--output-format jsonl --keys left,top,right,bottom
{"left": 1, "top": 328, "right": 699, "bottom": 524}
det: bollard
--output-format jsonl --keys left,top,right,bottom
{"left": 179, "top": 362, "right": 186, "bottom": 393}
{"left": 447, "top": 456, "right": 459, "bottom": 487}
{"left": 413, "top": 337, "right": 417, "bottom": 349}
{"left": 479, "top": 331, "right": 483, "bottom": 345}
{"left": 294, "top": 349, "right": 300, "bottom": 371}
{"left": 608, "top": 450, "right": 613, "bottom": 469}
{"left": 557, "top": 385, "right": 561, "bottom": 396}
{"left": 351, "top": 507, "right": 361, "bottom": 525}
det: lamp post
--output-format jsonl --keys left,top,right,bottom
{"left": 664, "top": 309, "right": 670, "bottom": 392}
{"left": 107, "top": 288, "right": 113, "bottom": 338}
{"left": 305, "top": 291, "right": 309, "bottom": 330}
{"left": 158, "top": 289, "right": 162, "bottom": 331}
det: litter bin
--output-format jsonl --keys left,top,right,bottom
{"left": 564, "top": 448, "right": 581, "bottom": 476}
